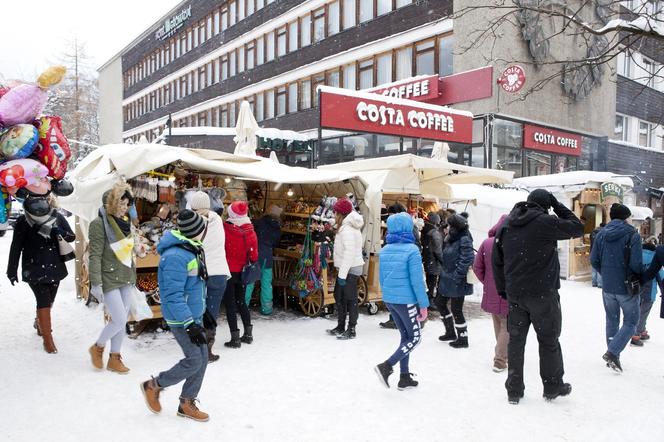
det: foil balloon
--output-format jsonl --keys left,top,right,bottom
{"left": 51, "top": 178, "right": 73, "bottom": 197}
{"left": 0, "top": 158, "right": 49, "bottom": 189}
{"left": 0, "top": 124, "right": 39, "bottom": 160}
{"left": 23, "top": 196, "right": 50, "bottom": 217}
{"left": 33, "top": 116, "right": 71, "bottom": 179}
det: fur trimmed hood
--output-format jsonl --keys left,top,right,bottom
{"left": 102, "top": 182, "right": 134, "bottom": 216}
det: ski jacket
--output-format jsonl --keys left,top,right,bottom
{"left": 641, "top": 247, "right": 664, "bottom": 302}
{"left": 438, "top": 226, "right": 475, "bottom": 298}
{"left": 199, "top": 211, "right": 230, "bottom": 277}
{"left": 590, "top": 219, "right": 643, "bottom": 295}
{"left": 475, "top": 215, "right": 509, "bottom": 316}
{"left": 333, "top": 211, "right": 365, "bottom": 279}
{"left": 224, "top": 222, "right": 258, "bottom": 273}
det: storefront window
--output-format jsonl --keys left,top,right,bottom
{"left": 328, "top": 1, "right": 340, "bottom": 36}
{"left": 396, "top": 47, "right": 412, "bottom": 80}
{"left": 525, "top": 151, "right": 552, "bottom": 176}
{"left": 343, "top": 134, "right": 374, "bottom": 159}
{"left": 377, "top": 53, "right": 392, "bottom": 86}
{"left": 320, "top": 138, "right": 342, "bottom": 164}
{"left": 448, "top": 144, "right": 471, "bottom": 166}
{"left": 377, "top": 135, "right": 400, "bottom": 155}
{"left": 343, "top": 0, "right": 356, "bottom": 29}
{"left": 493, "top": 119, "right": 522, "bottom": 147}
{"left": 472, "top": 119, "right": 485, "bottom": 144}
{"left": 472, "top": 146, "right": 485, "bottom": 168}
{"left": 438, "top": 35, "right": 454, "bottom": 76}
{"left": 402, "top": 137, "right": 417, "bottom": 154}
{"left": 492, "top": 146, "right": 522, "bottom": 178}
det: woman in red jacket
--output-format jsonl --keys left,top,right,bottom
{"left": 223, "top": 201, "right": 258, "bottom": 348}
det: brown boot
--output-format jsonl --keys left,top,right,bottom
{"left": 107, "top": 353, "right": 130, "bottom": 374}
{"left": 36, "top": 308, "right": 57, "bottom": 354}
{"left": 140, "top": 378, "right": 162, "bottom": 414}
{"left": 177, "top": 398, "right": 209, "bottom": 422}
{"left": 89, "top": 344, "right": 105, "bottom": 370}
{"left": 34, "top": 313, "right": 42, "bottom": 336}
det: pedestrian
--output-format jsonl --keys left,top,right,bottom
{"left": 436, "top": 213, "right": 475, "bottom": 348}
{"left": 590, "top": 203, "right": 642, "bottom": 373}
{"left": 374, "top": 213, "right": 428, "bottom": 389}
{"left": 140, "top": 209, "right": 211, "bottom": 422}
{"left": 326, "top": 198, "right": 364, "bottom": 340}
{"left": 493, "top": 189, "right": 583, "bottom": 404}
{"left": 421, "top": 212, "right": 444, "bottom": 307}
{"left": 245, "top": 204, "right": 283, "bottom": 315}
{"left": 223, "top": 201, "right": 258, "bottom": 348}
{"left": 7, "top": 195, "right": 75, "bottom": 354}
{"left": 189, "top": 191, "right": 230, "bottom": 363}
{"left": 590, "top": 223, "right": 605, "bottom": 288}
{"left": 88, "top": 183, "right": 137, "bottom": 372}
{"left": 473, "top": 214, "right": 509, "bottom": 372}
{"left": 632, "top": 236, "right": 663, "bottom": 346}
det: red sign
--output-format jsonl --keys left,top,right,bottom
{"left": 523, "top": 125, "right": 582, "bottom": 156}
{"left": 434, "top": 66, "right": 494, "bottom": 106}
{"left": 319, "top": 87, "right": 473, "bottom": 144}
{"left": 497, "top": 65, "right": 526, "bottom": 93}
{"left": 366, "top": 75, "right": 440, "bottom": 102}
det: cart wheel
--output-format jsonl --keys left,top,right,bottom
{"left": 357, "top": 276, "right": 368, "bottom": 305}
{"left": 366, "top": 302, "right": 379, "bottom": 315}
{"left": 299, "top": 289, "right": 324, "bottom": 317}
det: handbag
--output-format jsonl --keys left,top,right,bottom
{"left": 241, "top": 231, "right": 261, "bottom": 285}
{"left": 467, "top": 267, "right": 480, "bottom": 284}
{"left": 624, "top": 233, "right": 641, "bottom": 296}
{"left": 57, "top": 235, "right": 76, "bottom": 262}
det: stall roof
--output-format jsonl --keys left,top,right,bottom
{"left": 514, "top": 171, "right": 635, "bottom": 190}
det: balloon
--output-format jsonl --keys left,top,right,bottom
{"left": 23, "top": 196, "right": 50, "bottom": 217}
{"left": 25, "top": 177, "right": 52, "bottom": 195}
{"left": 0, "top": 84, "right": 47, "bottom": 126}
{"left": 37, "top": 66, "right": 66, "bottom": 88}
{"left": 51, "top": 178, "right": 73, "bottom": 197}
{"left": 0, "top": 187, "right": 9, "bottom": 224}
{"left": 33, "top": 116, "right": 71, "bottom": 179}
{"left": 0, "top": 124, "right": 39, "bottom": 160}
{"left": 0, "top": 158, "right": 49, "bottom": 189}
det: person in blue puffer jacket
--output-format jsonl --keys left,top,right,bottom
{"left": 632, "top": 237, "right": 664, "bottom": 346}
{"left": 140, "top": 210, "right": 211, "bottom": 422}
{"left": 374, "top": 213, "right": 429, "bottom": 391}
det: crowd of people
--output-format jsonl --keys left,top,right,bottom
{"left": 6, "top": 181, "right": 664, "bottom": 421}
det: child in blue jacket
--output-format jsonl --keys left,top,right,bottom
{"left": 374, "top": 213, "right": 429, "bottom": 390}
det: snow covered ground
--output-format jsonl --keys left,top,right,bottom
{"left": 2, "top": 231, "right": 664, "bottom": 441}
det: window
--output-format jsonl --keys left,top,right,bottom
{"left": 300, "top": 79, "right": 312, "bottom": 109}
{"left": 328, "top": 1, "right": 340, "bottom": 36}
{"left": 257, "top": 0, "right": 264, "bottom": 9}
{"left": 360, "top": 0, "right": 373, "bottom": 22}
{"left": 276, "top": 86, "right": 287, "bottom": 116}
{"left": 256, "top": 93, "right": 264, "bottom": 121}
{"left": 247, "top": 0, "right": 255, "bottom": 16}
{"left": 238, "top": 46, "right": 245, "bottom": 73}
{"left": 313, "top": 8, "right": 326, "bottom": 42}
{"left": 301, "top": 15, "right": 312, "bottom": 46}
{"left": 267, "top": 31, "right": 275, "bottom": 61}
{"left": 343, "top": 63, "right": 356, "bottom": 89}
{"left": 229, "top": 51, "right": 236, "bottom": 76}
{"left": 207, "top": 16, "right": 213, "bottom": 39}
{"left": 492, "top": 146, "right": 523, "bottom": 178}
{"left": 327, "top": 70, "right": 340, "bottom": 88}
{"left": 288, "top": 83, "right": 298, "bottom": 113}
{"left": 396, "top": 0, "right": 412, "bottom": 7}
{"left": 525, "top": 151, "right": 552, "bottom": 176}
{"left": 207, "top": 62, "right": 213, "bottom": 85}
{"left": 376, "top": 53, "right": 392, "bottom": 86}
{"left": 221, "top": 6, "right": 229, "bottom": 31}
{"left": 221, "top": 56, "right": 228, "bottom": 80}
{"left": 416, "top": 40, "right": 436, "bottom": 75}
{"left": 639, "top": 120, "right": 654, "bottom": 147}
{"left": 343, "top": 0, "right": 356, "bottom": 29}
{"left": 214, "top": 10, "right": 220, "bottom": 34}
{"left": 247, "top": 42, "right": 255, "bottom": 70}
{"left": 277, "top": 26, "right": 287, "bottom": 57}
{"left": 238, "top": 0, "right": 245, "bottom": 21}
{"left": 221, "top": 106, "right": 228, "bottom": 127}
{"left": 230, "top": 1, "right": 237, "bottom": 26}
{"left": 438, "top": 36, "right": 454, "bottom": 76}
{"left": 615, "top": 115, "right": 629, "bottom": 141}
{"left": 289, "top": 21, "right": 298, "bottom": 52}
{"left": 256, "top": 36, "right": 265, "bottom": 65}
{"left": 313, "top": 74, "right": 325, "bottom": 106}
{"left": 229, "top": 102, "right": 236, "bottom": 126}
{"left": 617, "top": 51, "right": 632, "bottom": 77}
{"left": 642, "top": 57, "right": 656, "bottom": 88}
{"left": 214, "top": 59, "right": 220, "bottom": 83}
{"left": 187, "top": 30, "right": 193, "bottom": 52}
{"left": 265, "top": 90, "right": 275, "bottom": 119}
{"left": 377, "top": 0, "right": 392, "bottom": 16}
{"left": 359, "top": 59, "right": 374, "bottom": 89}
{"left": 395, "top": 47, "right": 412, "bottom": 80}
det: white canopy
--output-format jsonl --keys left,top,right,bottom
{"left": 514, "top": 171, "right": 635, "bottom": 192}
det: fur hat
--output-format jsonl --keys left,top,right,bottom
{"left": 189, "top": 191, "right": 211, "bottom": 210}
{"left": 610, "top": 203, "right": 631, "bottom": 221}
{"left": 177, "top": 209, "right": 205, "bottom": 239}
{"left": 103, "top": 182, "right": 134, "bottom": 216}
{"left": 333, "top": 198, "right": 354, "bottom": 216}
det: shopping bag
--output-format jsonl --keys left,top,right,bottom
{"left": 130, "top": 287, "right": 154, "bottom": 321}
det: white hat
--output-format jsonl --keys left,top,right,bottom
{"left": 189, "top": 191, "right": 211, "bottom": 210}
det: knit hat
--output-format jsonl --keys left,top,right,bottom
{"left": 268, "top": 204, "right": 283, "bottom": 217}
{"left": 228, "top": 201, "right": 249, "bottom": 218}
{"left": 333, "top": 198, "right": 354, "bottom": 216}
{"left": 177, "top": 209, "right": 206, "bottom": 239}
{"left": 189, "top": 191, "right": 211, "bottom": 210}
{"left": 610, "top": 203, "right": 631, "bottom": 220}
{"left": 427, "top": 212, "right": 441, "bottom": 226}
{"left": 527, "top": 189, "right": 552, "bottom": 211}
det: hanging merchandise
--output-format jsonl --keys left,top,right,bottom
{"left": 291, "top": 218, "right": 322, "bottom": 297}
{"left": 157, "top": 179, "right": 176, "bottom": 204}
{"left": 32, "top": 116, "right": 71, "bottom": 179}
{"left": 0, "top": 124, "right": 39, "bottom": 160}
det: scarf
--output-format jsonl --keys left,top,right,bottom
{"left": 385, "top": 231, "right": 415, "bottom": 245}
{"left": 177, "top": 240, "right": 209, "bottom": 281}
{"left": 228, "top": 216, "right": 251, "bottom": 227}
{"left": 100, "top": 207, "right": 134, "bottom": 268}
{"left": 25, "top": 209, "right": 58, "bottom": 239}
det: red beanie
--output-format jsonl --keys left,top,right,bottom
{"left": 333, "top": 198, "right": 353, "bottom": 215}
{"left": 228, "top": 200, "right": 249, "bottom": 217}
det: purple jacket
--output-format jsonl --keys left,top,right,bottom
{"left": 474, "top": 215, "right": 509, "bottom": 317}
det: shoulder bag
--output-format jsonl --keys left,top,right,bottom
{"left": 624, "top": 233, "right": 641, "bottom": 296}
{"left": 241, "top": 231, "right": 261, "bottom": 285}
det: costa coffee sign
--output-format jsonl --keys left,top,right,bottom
{"left": 523, "top": 125, "right": 582, "bottom": 156}
{"left": 497, "top": 65, "right": 526, "bottom": 93}
{"left": 366, "top": 75, "right": 440, "bottom": 102}
{"left": 319, "top": 87, "right": 472, "bottom": 144}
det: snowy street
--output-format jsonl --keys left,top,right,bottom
{"left": 1, "top": 233, "right": 663, "bottom": 442}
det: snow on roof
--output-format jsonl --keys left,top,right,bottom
{"left": 157, "top": 126, "right": 238, "bottom": 138}
{"left": 256, "top": 128, "right": 309, "bottom": 141}
{"left": 627, "top": 205, "right": 654, "bottom": 221}
{"left": 514, "top": 171, "right": 635, "bottom": 189}
{"left": 447, "top": 184, "right": 529, "bottom": 210}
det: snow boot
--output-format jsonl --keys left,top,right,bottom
{"left": 374, "top": 361, "right": 393, "bottom": 389}
{"left": 207, "top": 329, "right": 220, "bottom": 363}
{"left": 603, "top": 351, "right": 623, "bottom": 373}
{"left": 397, "top": 373, "right": 418, "bottom": 390}
{"left": 107, "top": 353, "right": 130, "bottom": 374}
{"left": 507, "top": 392, "right": 523, "bottom": 405}
{"left": 337, "top": 326, "right": 356, "bottom": 340}
{"left": 543, "top": 383, "right": 572, "bottom": 401}
{"left": 89, "top": 343, "right": 104, "bottom": 369}
{"left": 640, "top": 330, "right": 650, "bottom": 341}
{"left": 240, "top": 325, "right": 253, "bottom": 344}
{"left": 630, "top": 336, "right": 643, "bottom": 347}
{"left": 449, "top": 326, "right": 468, "bottom": 348}
{"left": 177, "top": 398, "right": 209, "bottom": 422}
{"left": 140, "top": 377, "right": 162, "bottom": 414}
{"left": 224, "top": 330, "right": 241, "bottom": 348}
{"left": 37, "top": 308, "right": 57, "bottom": 354}
{"left": 33, "top": 313, "right": 42, "bottom": 336}
{"left": 379, "top": 317, "right": 397, "bottom": 329}
{"left": 326, "top": 325, "right": 345, "bottom": 336}
{"left": 438, "top": 315, "right": 456, "bottom": 341}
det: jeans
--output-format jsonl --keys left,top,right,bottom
{"left": 592, "top": 268, "right": 602, "bottom": 288}
{"left": 603, "top": 291, "right": 640, "bottom": 356}
{"left": 156, "top": 326, "right": 208, "bottom": 400}
{"left": 334, "top": 274, "right": 359, "bottom": 329}
{"left": 96, "top": 284, "right": 133, "bottom": 353}
{"left": 637, "top": 290, "right": 655, "bottom": 335}
{"left": 224, "top": 272, "right": 252, "bottom": 333}
{"left": 385, "top": 303, "right": 422, "bottom": 373}
{"left": 206, "top": 275, "right": 228, "bottom": 320}
{"left": 245, "top": 261, "right": 274, "bottom": 314}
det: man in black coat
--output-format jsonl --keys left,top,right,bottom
{"left": 421, "top": 212, "right": 444, "bottom": 305}
{"left": 492, "top": 189, "right": 584, "bottom": 404}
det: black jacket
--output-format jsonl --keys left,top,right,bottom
{"left": 7, "top": 213, "right": 75, "bottom": 284}
{"left": 254, "top": 215, "right": 281, "bottom": 269}
{"left": 492, "top": 200, "right": 584, "bottom": 299}
{"left": 421, "top": 222, "right": 444, "bottom": 275}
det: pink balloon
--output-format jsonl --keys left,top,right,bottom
{"left": 0, "top": 158, "right": 49, "bottom": 189}
{"left": 0, "top": 84, "right": 47, "bottom": 126}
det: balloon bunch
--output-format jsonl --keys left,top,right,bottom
{"left": 0, "top": 66, "right": 74, "bottom": 221}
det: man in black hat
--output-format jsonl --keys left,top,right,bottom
{"left": 493, "top": 189, "right": 584, "bottom": 404}
{"left": 590, "top": 203, "right": 642, "bottom": 373}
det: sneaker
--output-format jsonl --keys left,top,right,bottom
{"left": 140, "top": 378, "right": 162, "bottom": 414}
{"left": 374, "top": 362, "right": 393, "bottom": 389}
{"left": 640, "top": 331, "right": 650, "bottom": 341}
{"left": 326, "top": 326, "right": 344, "bottom": 336}
{"left": 177, "top": 398, "right": 209, "bottom": 422}
{"left": 602, "top": 352, "right": 623, "bottom": 373}
{"left": 493, "top": 361, "right": 507, "bottom": 373}
{"left": 543, "top": 383, "right": 572, "bottom": 401}
{"left": 507, "top": 392, "right": 523, "bottom": 405}
{"left": 397, "top": 373, "right": 419, "bottom": 390}
{"left": 630, "top": 336, "right": 644, "bottom": 347}
{"left": 337, "top": 327, "right": 356, "bottom": 340}
{"left": 379, "top": 319, "right": 397, "bottom": 329}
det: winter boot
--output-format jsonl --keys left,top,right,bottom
{"left": 224, "top": 330, "right": 241, "bottom": 349}
{"left": 337, "top": 326, "right": 356, "bottom": 340}
{"left": 438, "top": 315, "right": 456, "bottom": 341}
{"left": 603, "top": 351, "right": 623, "bottom": 373}
{"left": 177, "top": 398, "right": 209, "bottom": 422}
{"left": 89, "top": 344, "right": 104, "bottom": 369}
{"left": 326, "top": 325, "right": 345, "bottom": 336}
{"left": 379, "top": 317, "right": 397, "bottom": 329}
{"left": 33, "top": 313, "right": 42, "bottom": 336}
{"left": 207, "top": 329, "right": 220, "bottom": 363}
{"left": 630, "top": 336, "right": 644, "bottom": 346}
{"left": 37, "top": 308, "right": 57, "bottom": 354}
{"left": 240, "top": 325, "right": 253, "bottom": 344}
{"left": 640, "top": 330, "right": 650, "bottom": 341}
{"left": 140, "top": 377, "right": 162, "bottom": 414}
{"left": 374, "top": 361, "right": 393, "bottom": 389}
{"left": 449, "top": 326, "right": 469, "bottom": 348}
{"left": 397, "top": 373, "right": 419, "bottom": 390}
{"left": 507, "top": 392, "right": 523, "bottom": 405}
{"left": 107, "top": 353, "right": 130, "bottom": 374}
{"left": 543, "top": 383, "right": 572, "bottom": 401}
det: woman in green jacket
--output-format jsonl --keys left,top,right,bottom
{"left": 88, "top": 182, "right": 137, "bottom": 374}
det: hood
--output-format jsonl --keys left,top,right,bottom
{"left": 342, "top": 211, "right": 364, "bottom": 230}
{"left": 226, "top": 221, "right": 255, "bottom": 234}
{"left": 603, "top": 219, "right": 635, "bottom": 242}
{"left": 157, "top": 230, "right": 200, "bottom": 254}
{"left": 507, "top": 202, "right": 546, "bottom": 227}
{"left": 488, "top": 214, "right": 509, "bottom": 237}
{"left": 386, "top": 212, "right": 413, "bottom": 234}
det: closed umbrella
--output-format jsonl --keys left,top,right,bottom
{"left": 233, "top": 100, "right": 260, "bottom": 156}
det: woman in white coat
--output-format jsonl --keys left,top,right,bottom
{"left": 326, "top": 198, "right": 364, "bottom": 340}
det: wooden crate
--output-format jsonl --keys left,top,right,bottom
{"left": 136, "top": 253, "right": 160, "bottom": 269}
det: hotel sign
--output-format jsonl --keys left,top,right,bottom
{"left": 155, "top": 5, "right": 192, "bottom": 41}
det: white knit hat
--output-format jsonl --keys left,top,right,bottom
{"left": 189, "top": 191, "right": 211, "bottom": 210}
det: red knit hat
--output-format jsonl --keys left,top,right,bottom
{"left": 228, "top": 200, "right": 249, "bottom": 218}
{"left": 333, "top": 198, "right": 353, "bottom": 215}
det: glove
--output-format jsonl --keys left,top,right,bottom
{"left": 337, "top": 278, "right": 346, "bottom": 287}
{"left": 185, "top": 323, "right": 207, "bottom": 346}
{"left": 417, "top": 307, "right": 428, "bottom": 322}
{"left": 7, "top": 274, "right": 18, "bottom": 286}
{"left": 90, "top": 285, "right": 103, "bottom": 298}
{"left": 498, "top": 291, "right": 507, "bottom": 300}
{"left": 203, "top": 308, "right": 217, "bottom": 330}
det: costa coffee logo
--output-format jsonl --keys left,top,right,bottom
{"left": 532, "top": 131, "right": 579, "bottom": 149}
{"left": 356, "top": 101, "right": 455, "bottom": 133}
{"left": 497, "top": 65, "right": 526, "bottom": 93}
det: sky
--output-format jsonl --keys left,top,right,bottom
{"left": 0, "top": 0, "right": 182, "bottom": 81}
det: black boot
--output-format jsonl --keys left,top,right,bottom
{"left": 397, "top": 373, "right": 419, "bottom": 390}
{"left": 438, "top": 315, "right": 456, "bottom": 341}
{"left": 207, "top": 329, "right": 220, "bottom": 363}
{"left": 224, "top": 330, "right": 241, "bottom": 348}
{"left": 379, "top": 316, "right": 397, "bottom": 329}
{"left": 543, "top": 383, "right": 572, "bottom": 401}
{"left": 326, "top": 325, "right": 345, "bottom": 336}
{"left": 374, "top": 361, "right": 393, "bottom": 389}
{"left": 449, "top": 326, "right": 468, "bottom": 348}
{"left": 241, "top": 325, "right": 253, "bottom": 344}
{"left": 602, "top": 351, "right": 622, "bottom": 373}
{"left": 337, "top": 326, "right": 356, "bottom": 340}
{"left": 507, "top": 392, "right": 523, "bottom": 405}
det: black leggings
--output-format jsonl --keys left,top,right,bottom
{"left": 224, "top": 272, "right": 252, "bottom": 333}
{"left": 436, "top": 296, "right": 466, "bottom": 326}
{"left": 334, "top": 274, "right": 359, "bottom": 328}
{"left": 29, "top": 282, "right": 60, "bottom": 309}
